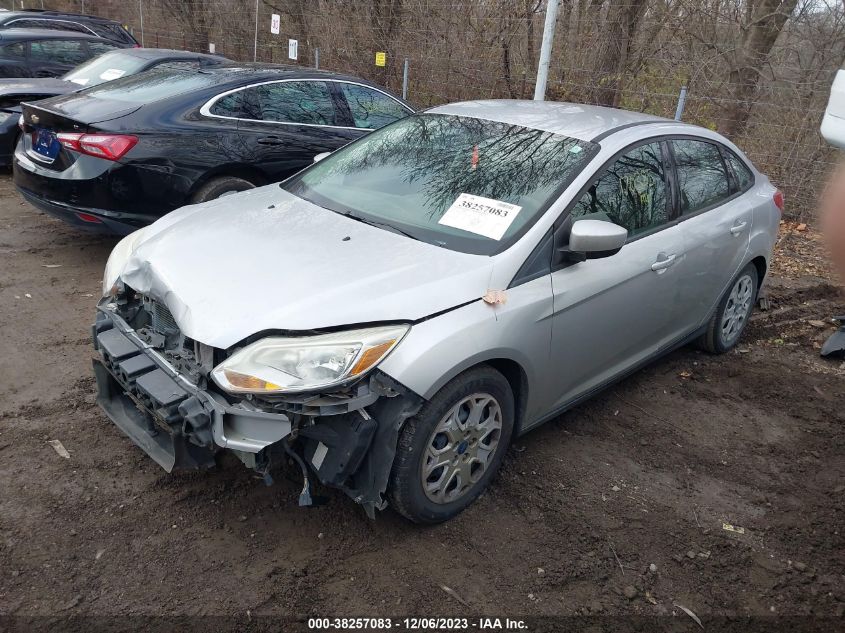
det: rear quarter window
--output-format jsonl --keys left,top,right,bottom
{"left": 722, "top": 148, "right": 754, "bottom": 192}
{"left": 0, "top": 42, "right": 25, "bottom": 59}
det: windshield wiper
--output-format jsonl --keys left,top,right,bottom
{"left": 341, "top": 213, "right": 420, "bottom": 242}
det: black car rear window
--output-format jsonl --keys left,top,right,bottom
{"left": 82, "top": 69, "right": 224, "bottom": 103}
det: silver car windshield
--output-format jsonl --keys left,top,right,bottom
{"left": 63, "top": 52, "right": 149, "bottom": 87}
{"left": 284, "top": 114, "right": 599, "bottom": 255}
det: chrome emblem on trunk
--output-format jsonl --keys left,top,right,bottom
{"left": 30, "top": 114, "right": 39, "bottom": 124}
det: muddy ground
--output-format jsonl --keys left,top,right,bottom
{"left": 1, "top": 174, "right": 844, "bottom": 630}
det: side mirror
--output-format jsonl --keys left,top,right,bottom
{"left": 821, "top": 69, "right": 845, "bottom": 148}
{"left": 313, "top": 151, "right": 331, "bottom": 163}
{"left": 558, "top": 219, "right": 627, "bottom": 263}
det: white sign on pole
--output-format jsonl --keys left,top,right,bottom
{"left": 270, "top": 14, "right": 280, "bottom": 35}
{"left": 288, "top": 39, "right": 298, "bottom": 60}
{"left": 209, "top": 42, "right": 216, "bottom": 54}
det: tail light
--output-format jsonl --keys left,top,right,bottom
{"left": 773, "top": 190, "right": 785, "bottom": 214}
{"left": 57, "top": 133, "right": 138, "bottom": 161}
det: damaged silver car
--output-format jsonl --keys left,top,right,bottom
{"left": 93, "top": 100, "right": 781, "bottom": 523}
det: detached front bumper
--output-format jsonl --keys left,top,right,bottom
{"left": 92, "top": 307, "right": 292, "bottom": 472}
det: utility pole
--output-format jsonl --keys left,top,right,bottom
{"left": 253, "top": 0, "right": 259, "bottom": 62}
{"left": 533, "top": 0, "right": 560, "bottom": 101}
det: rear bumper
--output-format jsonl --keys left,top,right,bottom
{"left": 92, "top": 306, "right": 292, "bottom": 471}
{"left": 12, "top": 144, "right": 180, "bottom": 233}
{"left": 18, "top": 186, "right": 141, "bottom": 235}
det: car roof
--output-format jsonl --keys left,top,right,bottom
{"left": 177, "top": 62, "right": 409, "bottom": 101}
{"left": 427, "top": 99, "right": 670, "bottom": 142}
{"left": 197, "top": 62, "right": 391, "bottom": 84}
{"left": 0, "top": 28, "right": 112, "bottom": 42}
{"left": 115, "top": 47, "right": 225, "bottom": 61}
{"left": 0, "top": 10, "right": 121, "bottom": 25}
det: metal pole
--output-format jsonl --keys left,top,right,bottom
{"left": 315, "top": 48, "right": 320, "bottom": 69}
{"left": 253, "top": 0, "right": 259, "bottom": 62}
{"left": 138, "top": 0, "right": 145, "bottom": 47}
{"left": 81, "top": 0, "right": 85, "bottom": 14}
{"left": 533, "top": 0, "right": 560, "bottom": 101}
{"left": 674, "top": 85, "right": 688, "bottom": 121}
{"left": 402, "top": 58, "right": 409, "bottom": 100}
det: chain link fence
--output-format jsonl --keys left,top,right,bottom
{"left": 14, "top": 0, "right": 845, "bottom": 219}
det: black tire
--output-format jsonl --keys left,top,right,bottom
{"left": 388, "top": 365, "right": 514, "bottom": 524}
{"left": 698, "top": 262, "right": 758, "bottom": 354}
{"left": 190, "top": 176, "right": 256, "bottom": 203}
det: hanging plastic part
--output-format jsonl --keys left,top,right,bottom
{"left": 283, "top": 440, "right": 327, "bottom": 507}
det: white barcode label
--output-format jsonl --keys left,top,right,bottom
{"left": 438, "top": 193, "right": 522, "bottom": 241}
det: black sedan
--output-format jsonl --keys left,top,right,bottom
{"left": 0, "top": 29, "right": 130, "bottom": 78}
{"left": 0, "top": 48, "right": 227, "bottom": 166}
{"left": 12, "top": 64, "right": 413, "bottom": 234}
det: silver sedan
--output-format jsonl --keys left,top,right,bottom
{"left": 94, "top": 100, "right": 781, "bottom": 523}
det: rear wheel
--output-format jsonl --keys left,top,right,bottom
{"left": 190, "top": 176, "right": 256, "bottom": 203}
{"left": 388, "top": 366, "right": 514, "bottom": 524}
{"left": 698, "top": 263, "right": 758, "bottom": 353}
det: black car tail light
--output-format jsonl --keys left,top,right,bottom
{"left": 57, "top": 133, "right": 138, "bottom": 161}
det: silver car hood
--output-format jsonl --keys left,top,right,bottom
{"left": 119, "top": 186, "right": 493, "bottom": 349}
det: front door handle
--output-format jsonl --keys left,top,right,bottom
{"left": 730, "top": 221, "right": 748, "bottom": 236}
{"left": 651, "top": 253, "right": 677, "bottom": 272}
{"left": 257, "top": 136, "right": 285, "bottom": 146}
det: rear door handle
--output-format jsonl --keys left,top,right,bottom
{"left": 730, "top": 221, "right": 748, "bottom": 236}
{"left": 651, "top": 253, "right": 677, "bottom": 272}
{"left": 257, "top": 136, "right": 285, "bottom": 145}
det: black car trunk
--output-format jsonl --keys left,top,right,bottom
{"left": 20, "top": 96, "right": 141, "bottom": 171}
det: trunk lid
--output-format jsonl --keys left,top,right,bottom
{"left": 19, "top": 95, "right": 141, "bottom": 171}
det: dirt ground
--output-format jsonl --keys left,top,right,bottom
{"left": 1, "top": 173, "right": 844, "bottom": 630}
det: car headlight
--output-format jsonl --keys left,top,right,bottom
{"left": 102, "top": 227, "right": 147, "bottom": 296}
{"left": 211, "top": 325, "right": 409, "bottom": 394}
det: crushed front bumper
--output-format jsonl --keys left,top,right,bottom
{"left": 92, "top": 306, "right": 292, "bottom": 472}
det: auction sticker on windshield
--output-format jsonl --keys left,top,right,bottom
{"left": 438, "top": 193, "right": 522, "bottom": 240}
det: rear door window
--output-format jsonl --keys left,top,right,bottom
{"left": 570, "top": 142, "right": 671, "bottom": 238}
{"left": 722, "top": 148, "right": 754, "bottom": 193}
{"left": 29, "top": 40, "right": 90, "bottom": 66}
{"left": 338, "top": 82, "right": 409, "bottom": 129}
{"left": 672, "top": 139, "right": 732, "bottom": 214}
{"left": 251, "top": 81, "right": 337, "bottom": 126}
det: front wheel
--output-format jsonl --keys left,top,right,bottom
{"left": 698, "top": 262, "right": 758, "bottom": 353}
{"left": 388, "top": 366, "right": 514, "bottom": 524}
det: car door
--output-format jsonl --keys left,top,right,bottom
{"left": 670, "top": 138, "right": 752, "bottom": 328}
{"left": 233, "top": 80, "right": 361, "bottom": 180}
{"left": 333, "top": 81, "right": 412, "bottom": 130}
{"left": 28, "top": 39, "right": 90, "bottom": 77}
{"left": 545, "top": 141, "right": 688, "bottom": 411}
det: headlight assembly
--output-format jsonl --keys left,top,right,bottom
{"left": 211, "top": 325, "right": 409, "bottom": 394}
